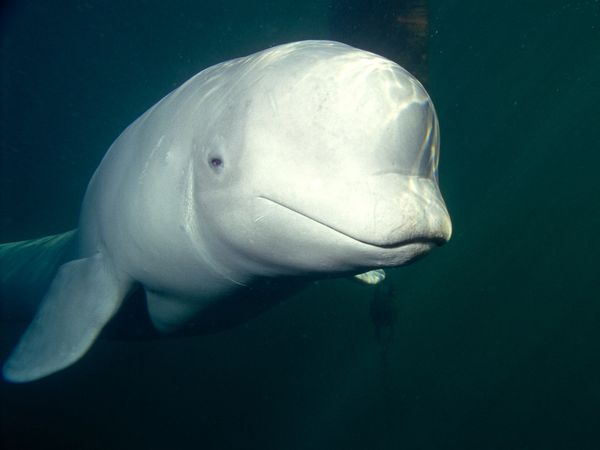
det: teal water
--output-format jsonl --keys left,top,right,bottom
{"left": 1, "top": 1, "right": 599, "bottom": 449}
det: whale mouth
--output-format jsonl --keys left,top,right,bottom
{"left": 258, "top": 197, "right": 446, "bottom": 249}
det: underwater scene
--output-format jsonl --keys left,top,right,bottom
{"left": 1, "top": 0, "right": 599, "bottom": 449}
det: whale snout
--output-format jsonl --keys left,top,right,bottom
{"left": 325, "top": 174, "right": 451, "bottom": 250}
{"left": 259, "top": 173, "right": 451, "bottom": 254}
{"left": 385, "top": 215, "right": 452, "bottom": 249}
{"left": 379, "top": 185, "right": 452, "bottom": 249}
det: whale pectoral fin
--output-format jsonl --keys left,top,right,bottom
{"left": 2, "top": 253, "right": 128, "bottom": 383}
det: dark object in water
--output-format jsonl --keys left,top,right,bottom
{"left": 370, "top": 281, "right": 399, "bottom": 348}
{"left": 329, "top": 0, "right": 430, "bottom": 84}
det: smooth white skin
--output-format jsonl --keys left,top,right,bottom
{"left": 79, "top": 40, "right": 452, "bottom": 332}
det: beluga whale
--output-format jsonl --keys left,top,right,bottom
{"left": 0, "top": 40, "right": 451, "bottom": 382}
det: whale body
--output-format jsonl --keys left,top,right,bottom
{"left": 1, "top": 40, "right": 451, "bottom": 382}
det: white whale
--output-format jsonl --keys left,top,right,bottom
{"left": 1, "top": 40, "right": 451, "bottom": 382}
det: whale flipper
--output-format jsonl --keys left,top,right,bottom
{"left": 2, "top": 253, "right": 128, "bottom": 382}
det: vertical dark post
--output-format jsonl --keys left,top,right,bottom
{"left": 330, "top": 3, "right": 430, "bottom": 447}
{"left": 329, "top": 0, "right": 430, "bottom": 85}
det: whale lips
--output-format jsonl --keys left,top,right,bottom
{"left": 258, "top": 196, "right": 450, "bottom": 250}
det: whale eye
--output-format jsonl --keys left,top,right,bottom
{"left": 209, "top": 157, "right": 224, "bottom": 171}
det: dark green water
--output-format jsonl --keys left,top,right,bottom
{"left": 1, "top": 1, "right": 599, "bottom": 449}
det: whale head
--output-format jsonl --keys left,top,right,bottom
{"left": 176, "top": 42, "right": 452, "bottom": 280}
